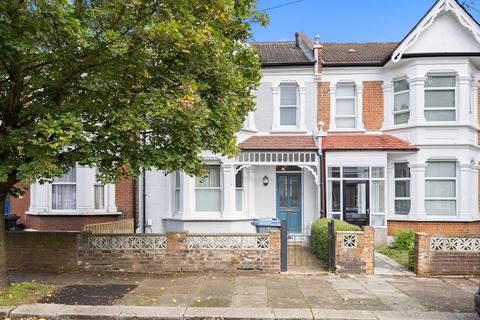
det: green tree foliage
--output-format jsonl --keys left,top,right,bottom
{"left": 0, "top": 0, "right": 266, "bottom": 288}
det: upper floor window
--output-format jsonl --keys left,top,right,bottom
{"left": 195, "top": 166, "right": 221, "bottom": 212}
{"left": 425, "top": 161, "right": 456, "bottom": 216}
{"left": 280, "top": 85, "right": 298, "bottom": 126}
{"left": 335, "top": 84, "right": 356, "bottom": 128}
{"left": 394, "top": 163, "right": 410, "bottom": 215}
{"left": 393, "top": 79, "right": 410, "bottom": 125}
{"left": 425, "top": 75, "right": 456, "bottom": 121}
{"left": 52, "top": 168, "right": 76, "bottom": 210}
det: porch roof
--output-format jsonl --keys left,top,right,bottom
{"left": 322, "top": 133, "right": 417, "bottom": 151}
{"left": 238, "top": 135, "right": 317, "bottom": 151}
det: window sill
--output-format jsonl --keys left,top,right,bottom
{"left": 27, "top": 211, "right": 122, "bottom": 216}
{"left": 270, "top": 128, "right": 308, "bottom": 134}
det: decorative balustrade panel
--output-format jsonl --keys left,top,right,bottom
{"left": 88, "top": 235, "right": 167, "bottom": 250}
{"left": 430, "top": 237, "right": 480, "bottom": 252}
{"left": 187, "top": 234, "right": 270, "bottom": 250}
{"left": 235, "top": 152, "right": 317, "bottom": 165}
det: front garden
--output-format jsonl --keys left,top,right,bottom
{"left": 377, "top": 229, "right": 415, "bottom": 270}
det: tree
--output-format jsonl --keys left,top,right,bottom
{"left": 0, "top": 0, "right": 265, "bottom": 288}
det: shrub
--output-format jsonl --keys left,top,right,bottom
{"left": 309, "top": 218, "right": 361, "bottom": 264}
{"left": 392, "top": 229, "right": 415, "bottom": 250}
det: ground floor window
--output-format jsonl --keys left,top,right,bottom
{"left": 394, "top": 163, "right": 410, "bottom": 215}
{"left": 195, "top": 165, "right": 221, "bottom": 212}
{"left": 425, "top": 161, "right": 456, "bottom": 216}
{"left": 94, "top": 167, "right": 105, "bottom": 210}
{"left": 52, "top": 168, "right": 77, "bottom": 210}
{"left": 175, "top": 172, "right": 181, "bottom": 212}
{"left": 235, "top": 168, "right": 244, "bottom": 212}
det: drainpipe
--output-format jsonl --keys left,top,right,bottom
{"left": 142, "top": 167, "right": 146, "bottom": 233}
{"left": 321, "top": 149, "right": 327, "bottom": 218}
{"left": 132, "top": 178, "right": 137, "bottom": 233}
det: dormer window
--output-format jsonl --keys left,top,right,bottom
{"left": 335, "top": 84, "right": 356, "bottom": 128}
{"left": 279, "top": 85, "right": 298, "bottom": 126}
{"left": 425, "top": 75, "right": 456, "bottom": 121}
{"left": 393, "top": 79, "right": 410, "bottom": 125}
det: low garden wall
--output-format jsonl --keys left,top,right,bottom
{"left": 415, "top": 232, "right": 480, "bottom": 276}
{"left": 335, "top": 227, "right": 374, "bottom": 274}
{"left": 5, "top": 231, "right": 280, "bottom": 273}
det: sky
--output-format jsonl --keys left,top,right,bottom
{"left": 251, "top": 0, "right": 480, "bottom": 43}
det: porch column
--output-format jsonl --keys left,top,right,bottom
{"left": 409, "top": 163, "right": 426, "bottom": 219}
{"left": 458, "top": 163, "right": 472, "bottom": 218}
{"left": 386, "top": 163, "right": 395, "bottom": 216}
{"left": 299, "top": 86, "right": 307, "bottom": 131}
{"left": 382, "top": 83, "right": 393, "bottom": 129}
{"left": 246, "top": 166, "right": 255, "bottom": 217}
{"left": 106, "top": 184, "right": 117, "bottom": 213}
{"left": 222, "top": 164, "right": 236, "bottom": 217}
{"left": 458, "top": 76, "right": 472, "bottom": 124}
{"left": 408, "top": 77, "right": 426, "bottom": 126}
{"left": 272, "top": 86, "right": 280, "bottom": 130}
{"left": 246, "top": 111, "right": 256, "bottom": 131}
{"left": 179, "top": 173, "right": 195, "bottom": 216}
{"left": 356, "top": 84, "right": 365, "bottom": 130}
{"left": 76, "top": 165, "right": 94, "bottom": 213}
{"left": 471, "top": 162, "right": 480, "bottom": 217}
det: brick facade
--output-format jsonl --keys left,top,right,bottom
{"left": 335, "top": 227, "right": 374, "bottom": 274}
{"left": 388, "top": 220, "right": 480, "bottom": 237}
{"left": 8, "top": 177, "right": 138, "bottom": 231}
{"left": 362, "top": 81, "right": 384, "bottom": 130}
{"left": 317, "top": 81, "right": 330, "bottom": 130}
{"left": 414, "top": 232, "right": 480, "bottom": 276}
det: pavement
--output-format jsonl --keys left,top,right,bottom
{"left": 373, "top": 252, "right": 415, "bottom": 276}
{"left": 2, "top": 271, "right": 479, "bottom": 319}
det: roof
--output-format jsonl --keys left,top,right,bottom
{"left": 322, "top": 42, "right": 399, "bottom": 67}
{"left": 251, "top": 41, "right": 315, "bottom": 67}
{"left": 322, "top": 134, "right": 417, "bottom": 151}
{"left": 238, "top": 135, "right": 317, "bottom": 150}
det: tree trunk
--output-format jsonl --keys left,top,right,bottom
{"left": 0, "top": 193, "right": 9, "bottom": 289}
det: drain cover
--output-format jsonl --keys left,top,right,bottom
{"left": 38, "top": 284, "right": 137, "bottom": 305}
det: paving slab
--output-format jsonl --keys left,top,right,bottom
{"left": 373, "top": 310, "right": 462, "bottom": 320}
{"left": 59, "top": 305, "right": 121, "bottom": 319}
{"left": 9, "top": 303, "right": 65, "bottom": 319}
{"left": 453, "top": 313, "right": 480, "bottom": 320}
{"left": 312, "top": 308, "right": 376, "bottom": 320}
{"left": 273, "top": 308, "right": 313, "bottom": 320}
{"left": 184, "top": 307, "right": 275, "bottom": 320}
{"left": 117, "top": 306, "right": 186, "bottom": 320}
{"left": 0, "top": 306, "right": 13, "bottom": 318}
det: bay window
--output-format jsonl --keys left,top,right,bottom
{"left": 195, "top": 166, "right": 222, "bottom": 212}
{"left": 393, "top": 79, "right": 410, "bottom": 124}
{"left": 424, "top": 75, "right": 456, "bottom": 121}
{"left": 52, "top": 168, "right": 76, "bottom": 210}
{"left": 425, "top": 161, "right": 456, "bottom": 216}
{"left": 280, "top": 85, "right": 298, "bottom": 126}
{"left": 335, "top": 84, "right": 356, "bottom": 128}
{"left": 394, "top": 163, "right": 410, "bottom": 215}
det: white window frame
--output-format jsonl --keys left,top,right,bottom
{"left": 394, "top": 162, "right": 411, "bottom": 216}
{"left": 279, "top": 84, "right": 299, "bottom": 128}
{"left": 424, "top": 74, "right": 456, "bottom": 121}
{"left": 425, "top": 161, "right": 457, "bottom": 216}
{"left": 93, "top": 167, "right": 106, "bottom": 211}
{"left": 174, "top": 172, "right": 181, "bottom": 213}
{"left": 51, "top": 167, "right": 77, "bottom": 212}
{"left": 370, "top": 167, "right": 386, "bottom": 227}
{"left": 393, "top": 79, "right": 410, "bottom": 125}
{"left": 235, "top": 168, "right": 244, "bottom": 212}
{"left": 335, "top": 83, "right": 356, "bottom": 129}
{"left": 195, "top": 165, "right": 222, "bottom": 213}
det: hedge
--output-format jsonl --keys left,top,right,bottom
{"left": 309, "top": 218, "right": 361, "bottom": 264}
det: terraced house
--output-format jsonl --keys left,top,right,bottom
{"left": 8, "top": 0, "right": 480, "bottom": 244}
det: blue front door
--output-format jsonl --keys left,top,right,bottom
{"left": 276, "top": 173, "right": 301, "bottom": 233}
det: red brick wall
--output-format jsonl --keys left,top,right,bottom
{"left": 116, "top": 177, "right": 137, "bottom": 220}
{"left": 335, "top": 227, "right": 374, "bottom": 275}
{"left": 9, "top": 184, "right": 30, "bottom": 225}
{"left": 388, "top": 220, "right": 480, "bottom": 237}
{"left": 317, "top": 81, "right": 330, "bottom": 130}
{"left": 362, "top": 81, "right": 384, "bottom": 130}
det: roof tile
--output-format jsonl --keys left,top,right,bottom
{"left": 322, "top": 134, "right": 416, "bottom": 151}
{"left": 239, "top": 135, "right": 317, "bottom": 150}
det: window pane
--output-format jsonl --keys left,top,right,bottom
{"left": 329, "top": 180, "right": 341, "bottom": 212}
{"left": 279, "top": 176, "right": 288, "bottom": 208}
{"left": 394, "top": 163, "right": 410, "bottom": 178}
{"left": 280, "top": 86, "right": 297, "bottom": 105}
{"left": 371, "top": 180, "right": 385, "bottom": 213}
{"left": 175, "top": 172, "right": 180, "bottom": 188}
{"left": 336, "top": 85, "right": 355, "bottom": 97}
{"left": 426, "top": 162, "right": 456, "bottom": 177}
{"left": 235, "top": 170, "right": 243, "bottom": 188}
{"left": 395, "top": 200, "right": 410, "bottom": 215}
{"left": 290, "top": 175, "right": 299, "bottom": 208}
{"left": 52, "top": 185, "right": 76, "bottom": 210}
{"left": 196, "top": 166, "right": 220, "bottom": 188}
{"left": 371, "top": 167, "right": 384, "bottom": 178}
{"left": 425, "top": 110, "right": 455, "bottom": 121}
{"left": 328, "top": 167, "right": 340, "bottom": 178}
{"left": 394, "top": 91, "right": 409, "bottom": 111}
{"left": 395, "top": 181, "right": 410, "bottom": 197}
{"left": 426, "top": 180, "right": 455, "bottom": 197}
{"left": 394, "top": 112, "right": 410, "bottom": 124}
{"left": 280, "top": 107, "right": 297, "bottom": 125}
{"left": 336, "top": 99, "right": 355, "bottom": 116}
{"left": 236, "top": 189, "right": 243, "bottom": 212}
{"left": 343, "top": 167, "right": 369, "bottom": 178}
{"left": 195, "top": 189, "right": 221, "bottom": 211}
{"left": 335, "top": 117, "right": 355, "bottom": 128}
{"left": 372, "top": 215, "right": 385, "bottom": 227}
{"left": 426, "top": 200, "right": 456, "bottom": 216}
{"left": 394, "top": 80, "right": 409, "bottom": 92}
{"left": 425, "top": 90, "right": 455, "bottom": 109}
{"left": 425, "top": 75, "right": 455, "bottom": 87}
{"left": 94, "top": 185, "right": 105, "bottom": 210}
{"left": 175, "top": 190, "right": 180, "bottom": 212}
{"left": 53, "top": 169, "right": 76, "bottom": 183}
